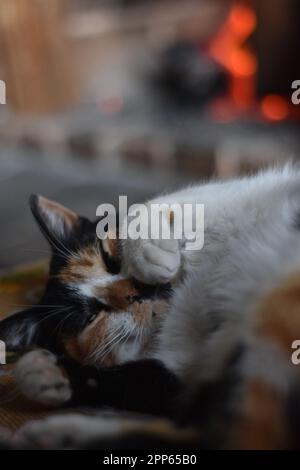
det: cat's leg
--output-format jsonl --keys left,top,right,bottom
{"left": 14, "top": 413, "right": 199, "bottom": 450}
{"left": 15, "top": 350, "right": 182, "bottom": 416}
{"left": 60, "top": 356, "right": 182, "bottom": 416}
{"left": 13, "top": 414, "right": 124, "bottom": 449}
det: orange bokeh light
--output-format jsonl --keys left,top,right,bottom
{"left": 260, "top": 95, "right": 289, "bottom": 121}
{"left": 229, "top": 49, "right": 257, "bottom": 77}
{"left": 228, "top": 4, "right": 257, "bottom": 39}
{"left": 208, "top": 4, "right": 258, "bottom": 111}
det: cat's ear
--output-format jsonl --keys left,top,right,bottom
{"left": 30, "top": 194, "right": 79, "bottom": 248}
{"left": 0, "top": 308, "right": 42, "bottom": 351}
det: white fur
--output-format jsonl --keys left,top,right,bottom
{"left": 76, "top": 273, "right": 125, "bottom": 298}
{"left": 123, "top": 165, "right": 300, "bottom": 392}
{"left": 13, "top": 166, "right": 300, "bottom": 448}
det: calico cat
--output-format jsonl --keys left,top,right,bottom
{"left": 3, "top": 165, "right": 300, "bottom": 449}
{"left": 0, "top": 195, "right": 176, "bottom": 413}
{"left": 0, "top": 195, "right": 171, "bottom": 362}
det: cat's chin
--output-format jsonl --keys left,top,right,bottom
{"left": 86, "top": 339, "right": 146, "bottom": 367}
{"left": 112, "top": 338, "right": 147, "bottom": 365}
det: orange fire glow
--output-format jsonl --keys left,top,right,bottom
{"left": 260, "top": 95, "right": 289, "bottom": 122}
{"left": 208, "top": 2, "right": 292, "bottom": 122}
{"left": 228, "top": 4, "right": 257, "bottom": 40}
{"left": 208, "top": 3, "right": 257, "bottom": 113}
{"left": 229, "top": 49, "right": 257, "bottom": 78}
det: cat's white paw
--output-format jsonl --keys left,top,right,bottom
{"left": 14, "top": 350, "right": 72, "bottom": 407}
{"left": 123, "top": 236, "right": 181, "bottom": 285}
{"left": 14, "top": 414, "right": 121, "bottom": 449}
{"left": 121, "top": 205, "right": 181, "bottom": 284}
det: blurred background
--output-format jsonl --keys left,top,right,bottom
{"left": 0, "top": 0, "right": 299, "bottom": 271}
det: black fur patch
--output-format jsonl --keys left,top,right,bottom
{"left": 60, "top": 358, "right": 182, "bottom": 416}
{"left": 0, "top": 210, "right": 119, "bottom": 353}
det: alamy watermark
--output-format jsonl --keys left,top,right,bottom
{"left": 291, "top": 80, "right": 300, "bottom": 105}
{"left": 0, "top": 80, "right": 6, "bottom": 105}
{"left": 0, "top": 340, "right": 6, "bottom": 364}
{"left": 291, "top": 340, "right": 300, "bottom": 365}
{"left": 96, "top": 196, "right": 205, "bottom": 251}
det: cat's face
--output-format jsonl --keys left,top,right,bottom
{"left": 0, "top": 195, "right": 171, "bottom": 366}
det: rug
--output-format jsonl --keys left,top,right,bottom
{"left": 0, "top": 261, "right": 59, "bottom": 431}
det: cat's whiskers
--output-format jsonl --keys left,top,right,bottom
{"left": 133, "top": 323, "right": 143, "bottom": 351}
{"left": 37, "top": 223, "right": 70, "bottom": 261}
{"left": 89, "top": 320, "right": 132, "bottom": 363}
{"left": 8, "top": 304, "right": 66, "bottom": 309}
{"left": 52, "top": 308, "right": 76, "bottom": 336}
{"left": 35, "top": 219, "right": 81, "bottom": 262}
{"left": 100, "top": 323, "right": 135, "bottom": 362}
{"left": 21, "top": 248, "right": 51, "bottom": 254}
{"left": 55, "top": 236, "right": 80, "bottom": 261}
{"left": 20, "top": 248, "right": 73, "bottom": 262}
{"left": 89, "top": 324, "right": 124, "bottom": 361}
{"left": 12, "top": 306, "right": 73, "bottom": 344}
{"left": 100, "top": 329, "right": 130, "bottom": 362}
{"left": 29, "top": 306, "right": 72, "bottom": 328}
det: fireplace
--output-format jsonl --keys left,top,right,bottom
{"left": 207, "top": 0, "right": 300, "bottom": 123}
{"left": 0, "top": 0, "right": 298, "bottom": 182}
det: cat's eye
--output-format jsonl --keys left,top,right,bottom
{"left": 86, "top": 298, "right": 112, "bottom": 313}
{"left": 88, "top": 313, "right": 98, "bottom": 324}
{"left": 127, "top": 295, "right": 142, "bottom": 304}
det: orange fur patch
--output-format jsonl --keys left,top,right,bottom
{"left": 131, "top": 302, "right": 153, "bottom": 325}
{"left": 59, "top": 246, "right": 107, "bottom": 284}
{"left": 122, "top": 419, "right": 199, "bottom": 443}
{"left": 65, "top": 312, "right": 114, "bottom": 366}
{"left": 105, "top": 279, "right": 139, "bottom": 310}
{"left": 228, "top": 379, "right": 285, "bottom": 449}
{"left": 102, "top": 236, "right": 120, "bottom": 259}
{"left": 255, "top": 271, "right": 300, "bottom": 356}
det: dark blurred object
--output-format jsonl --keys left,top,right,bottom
{"left": 253, "top": 0, "right": 300, "bottom": 98}
{"left": 152, "top": 41, "right": 227, "bottom": 107}
{"left": 68, "top": 133, "right": 98, "bottom": 161}
{"left": 174, "top": 145, "right": 215, "bottom": 177}
{"left": 121, "top": 138, "right": 153, "bottom": 168}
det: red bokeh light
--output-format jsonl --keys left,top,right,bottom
{"left": 260, "top": 95, "right": 289, "bottom": 121}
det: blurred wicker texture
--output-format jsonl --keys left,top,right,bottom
{"left": 0, "top": 0, "right": 78, "bottom": 113}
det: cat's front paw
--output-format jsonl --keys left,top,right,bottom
{"left": 121, "top": 206, "right": 181, "bottom": 284}
{"left": 122, "top": 237, "right": 181, "bottom": 285}
{"left": 14, "top": 350, "right": 72, "bottom": 407}
{"left": 14, "top": 414, "right": 122, "bottom": 449}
